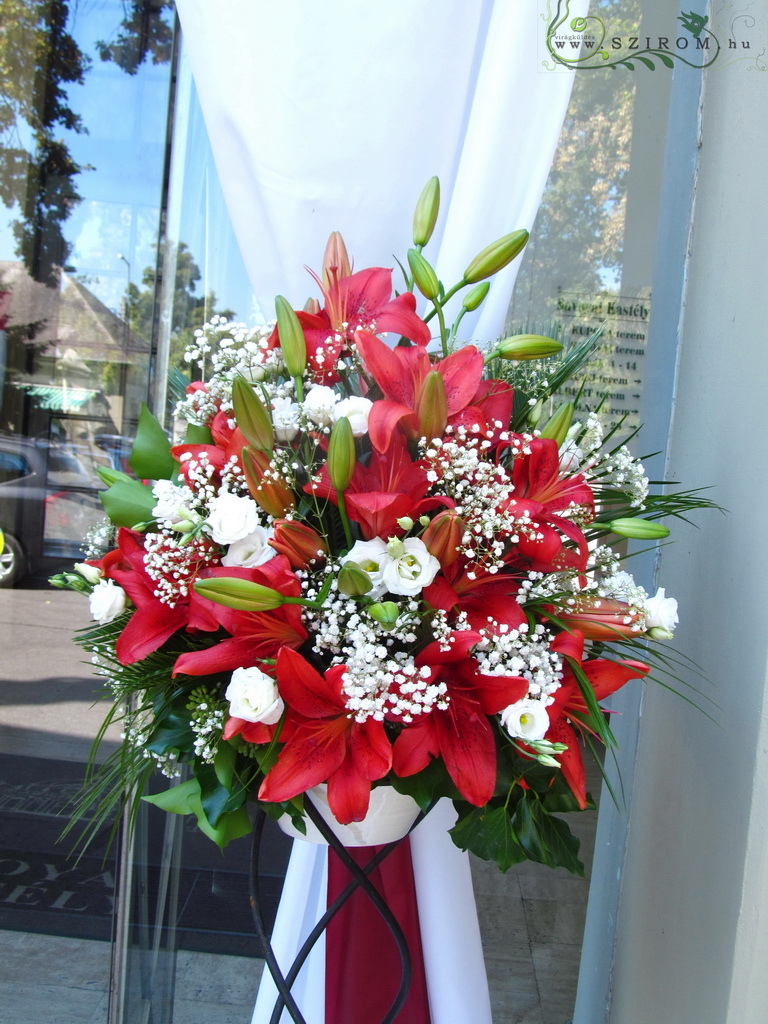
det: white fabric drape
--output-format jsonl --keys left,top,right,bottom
{"left": 173, "top": 2, "right": 584, "bottom": 1021}
{"left": 175, "top": 0, "right": 583, "bottom": 340}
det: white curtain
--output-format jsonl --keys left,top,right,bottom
{"left": 175, "top": 0, "right": 583, "bottom": 340}
{"left": 173, "top": 2, "right": 585, "bottom": 1021}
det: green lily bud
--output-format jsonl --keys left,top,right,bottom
{"left": 416, "top": 370, "right": 448, "bottom": 441}
{"left": 327, "top": 416, "right": 355, "bottom": 491}
{"left": 412, "top": 176, "right": 440, "bottom": 247}
{"left": 461, "top": 281, "right": 490, "bottom": 311}
{"left": 337, "top": 562, "right": 373, "bottom": 597}
{"left": 232, "top": 376, "right": 274, "bottom": 452}
{"left": 527, "top": 399, "right": 544, "bottom": 428}
{"left": 194, "top": 577, "right": 285, "bottom": 611}
{"left": 495, "top": 335, "right": 563, "bottom": 361}
{"left": 407, "top": 248, "right": 440, "bottom": 300}
{"left": 396, "top": 516, "right": 414, "bottom": 531}
{"left": 463, "top": 229, "right": 528, "bottom": 283}
{"left": 648, "top": 626, "right": 675, "bottom": 640}
{"left": 368, "top": 601, "right": 400, "bottom": 630}
{"left": 539, "top": 401, "right": 575, "bottom": 449}
{"left": 275, "top": 295, "right": 307, "bottom": 377}
{"left": 609, "top": 518, "right": 671, "bottom": 540}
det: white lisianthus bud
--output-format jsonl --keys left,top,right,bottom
{"left": 303, "top": 385, "right": 338, "bottom": 427}
{"left": 221, "top": 526, "right": 275, "bottom": 568}
{"left": 380, "top": 537, "right": 440, "bottom": 596}
{"left": 500, "top": 698, "right": 550, "bottom": 743}
{"left": 206, "top": 493, "right": 261, "bottom": 545}
{"left": 333, "top": 396, "right": 372, "bottom": 437}
{"left": 270, "top": 396, "right": 301, "bottom": 442}
{"left": 89, "top": 579, "right": 127, "bottom": 625}
{"left": 644, "top": 588, "right": 679, "bottom": 634}
{"left": 341, "top": 538, "right": 388, "bottom": 599}
{"left": 225, "top": 666, "right": 284, "bottom": 725}
{"left": 558, "top": 440, "right": 583, "bottom": 473}
{"left": 74, "top": 561, "right": 102, "bottom": 585}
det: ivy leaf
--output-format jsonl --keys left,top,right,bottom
{"left": 129, "top": 402, "right": 176, "bottom": 481}
{"left": 185, "top": 422, "right": 213, "bottom": 445}
{"left": 450, "top": 805, "right": 527, "bottom": 872}
{"left": 146, "top": 709, "right": 195, "bottom": 755}
{"left": 144, "top": 777, "right": 251, "bottom": 849}
{"left": 514, "top": 796, "right": 584, "bottom": 876}
{"left": 197, "top": 761, "right": 246, "bottom": 827}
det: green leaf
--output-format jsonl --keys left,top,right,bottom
{"left": 129, "top": 403, "right": 176, "bottom": 480}
{"left": 185, "top": 422, "right": 213, "bottom": 445}
{"left": 450, "top": 805, "right": 527, "bottom": 872}
{"left": 637, "top": 56, "right": 656, "bottom": 70}
{"left": 196, "top": 762, "right": 246, "bottom": 827}
{"left": 144, "top": 778, "right": 251, "bottom": 849}
{"left": 100, "top": 477, "right": 157, "bottom": 528}
{"left": 390, "top": 759, "right": 458, "bottom": 811}
{"left": 658, "top": 53, "right": 674, "bottom": 68}
{"left": 514, "top": 796, "right": 584, "bottom": 875}
{"left": 146, "top": 710, "right": 195, "bottom": 755}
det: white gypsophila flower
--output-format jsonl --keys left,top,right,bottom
{"left": 74, "top": 561, "right": 102, "bottom": 585}
{"left": 206, "top": 492, "right": 261, "bottom": 545}
{"left": 271, "top": 395, "right": 300, "bottom": 442}
{"left": 500, "top": 698, "right": 550, "bottom": 742}
{"left": 644, "top": 588, "right": 679, "bottom": 633}
{"left": 303, "top": 385, "right": 338, "bottom": 427}
{"left": 152, "top": 479, "right": 191, "bottom": 523}
{"left": 225, "top": 666, "right": 284, "bottom": 725}
{"left": 222, "top": 525, "right": 276, "bottom": 568}
{"left": 89, "top": 579, "right": 127, "bottom": 625}
{"left": 380, "top": 537, "right": 440, "bottom": 596}
{"left": 333, "top": 396, "right": 373, "bottom": 437}
{"left": 341, "top": 538, "right": 388, "bottom": 599}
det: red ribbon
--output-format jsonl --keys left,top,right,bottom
{"left": 325, "top": 837, "right": 432, "bottom": 1023}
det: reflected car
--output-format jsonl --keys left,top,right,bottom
{"left": 0, "top": 436, "right": 107, "bottom": 587}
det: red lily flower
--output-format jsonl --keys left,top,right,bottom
{"left": 423, "top": 561, "right": 528, "bottom": 634}
{"left": 269, "top": 267, "right": 431, "bottom": 383}
{"left": 172, "top": 556, "right": 308, "bottom": 677}
{"left": 171, "top": 410, "right": 248, "bottom": 489}
{"left": 506, "top": 437, "right": 595, "bottom": 571}
{"left": 392, "top": 632, "right": 528, "bottom": 806}
{"left": 306, "top": 433, "right": 443, "bottom": 539}
{"left": 356, "top": 334, "right": 512, "bottom": 452}
{"left": 99, "top": 528, "right": 218, "bottom": 665}
{"left": 544, "top": 631, "right": 649, "bottom": 808}
{"left": 259, "top": 648, "right": 392, "bottom": 824}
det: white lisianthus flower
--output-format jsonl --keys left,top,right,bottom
{"left": 644, "top": 588, "right": 679, "bottom": 634}
{"left": 89, "top": 579, "right": 127, "bottom": 625}
{"left": 271, "top": 396, "right": 300, "bottom": 442}
{"left": 225, "top": 666, "right": 284, "bottom": 725}
{"left": 500, "top": 698, "right": 550, "bottom": 742}
{"left": 303, "top": 385, "right": 338, "bottom": 427}
{"left": 74, "top": 561, "right": 102, "bottom": 585}
{"left": 222, "top": 525, "right": 275, "bottom": 568}
{"left": 333, "top": 396, "right": 373, "bottom": 437}
{"left": 341, "top": 538, "right": 388, "bottom": 599}
{"left": 152, "top": 480, "right": 190, "bottom": 524}
{"left": 206, "top": 492, "right": 261, "bottom": 545}
{"left": 379, "top": 537, "right": 440, "bottom": 596}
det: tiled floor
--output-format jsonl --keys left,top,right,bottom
{"left": 0, "top": 588, "right": 595, "bottom": 1023}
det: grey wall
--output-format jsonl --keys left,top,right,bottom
{"left": 606, "top": 24, "right": 768, "bottom": 1024}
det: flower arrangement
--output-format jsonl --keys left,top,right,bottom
{"left": 54, "top": 179, "right": 707, "bottom": 873}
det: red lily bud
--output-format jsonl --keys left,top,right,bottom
{"left": 421, "top": 509, "right": 465, "bottom": 567}
{"left": 304, "top": 297, "right": 321, "bottom": 315}
{"left": 416, "top": 371, "right": 448, "bottom": 441}
{"left": 322, "top": 231, "right": 351, "bottom": 288}
{"left": 553, "top": 598, "right": 643, "bottom": 640}
{"left": 232, "top": 376, "right": 274, "bottom": 452}
{"left": 242, "top": 446, "right": 295, "bottom": 518}
{"left": 269, "top": 519, "right": 327, "bottom": 569}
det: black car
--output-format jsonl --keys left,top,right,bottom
{"left": 0, "top": 436, "right": 108, "bottom": 586}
